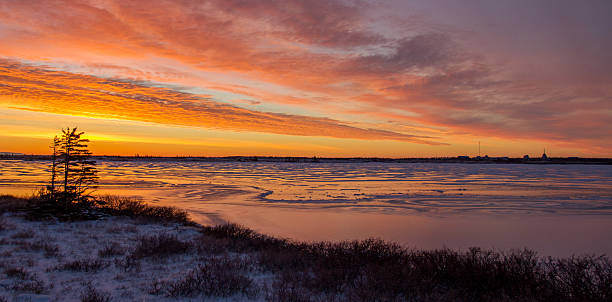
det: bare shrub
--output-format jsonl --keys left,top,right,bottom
{"left": 5, "top": 267, "right": 29, "bottom": 279}
{"left": 10, "top": 277, "right": 46, "bottom": 294}
{"left": 0, "top": 195, "right": 28, "bottom": 213}
{"left": 200, "top": 223, "right": 289, "bottom": 253}
{"left": 106, "top": 224, "right": 138, "bottom": 234}
{"left": 130, "top": 234, "right": 191, "bottom": 259}
{"left": 97, "top": 195, "right": 190, "bottom": 224}
{"left": 265, "top": 273, "right": 312, "bottom": 302}
{"left": 154, "top": 256, "right": 255, "bottom": 298}
{"left": 194, "top": 235, "right": 239, "bottom": 255}
{"left": 18, "top": 239, "right": 61, "bottom": 257}
{"left": 80, "top": 283, "right": 111, "bottom": 302}
{"left": 4, "top": 267, "right": 46, "bottom": 294}
{"left": 114, "top": 256, "right": 141, "bottom": 272}
{"left": 56, "top": 259, "right": 108, "bottom": 272}
{"left": 544, "top": 255, "right": 612, "bottom": 301}
{"left": 0, "top": 216, "right": 7, "bottom": 231}
{"left": 11, "top": 229, "right": 35, "bottom": 239}
{"left": 199, "top": 223, "right": 612, "bottom": 302}
{"left": 98, "top": 242, "right": 125, "bottom": 257}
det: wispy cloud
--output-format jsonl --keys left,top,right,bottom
{"left": 0, "top": 60, "right": 443, "bottom": 145}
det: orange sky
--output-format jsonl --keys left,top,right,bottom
{"left": 0, "top": 0, "right": 610, "bottom": 157}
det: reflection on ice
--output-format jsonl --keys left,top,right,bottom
{"left": 1, "top": 160, "right": 611, "bottom": 256}
{"left": 3, "top": 160, "right": 610, "bottom": 215}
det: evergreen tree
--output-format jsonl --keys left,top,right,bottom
{"left": 57, "top": 127, "right": 99, "bottom": 208}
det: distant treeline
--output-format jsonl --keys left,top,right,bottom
{"left": 1, "top": 154, "right": 611, "bottom": 164}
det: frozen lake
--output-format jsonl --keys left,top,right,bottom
{"left": 2, "top": 160, "right": 611, "bottom": 256}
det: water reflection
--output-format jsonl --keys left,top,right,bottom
{"left": 1, "top": 160, "right": 611, "bottom": 256}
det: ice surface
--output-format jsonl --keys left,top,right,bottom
{"left": 1, "top": 160, "right": 611, "bottom": 256}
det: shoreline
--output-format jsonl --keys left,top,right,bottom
{"left": 1, "top": 155, "right": 611, "bottom": 165}
{"left": 1, "top": 194, "right": 611, "bottom": 301}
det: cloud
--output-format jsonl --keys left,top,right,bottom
{"left": 0, "top": 0, "right": 610, "bottom": 155}
{"left": 341, "top": 33, "right": 457, "bottom": 76}
{"left": 0, "top": 60, "right": 443, "bottom": 145}
{"left": 207, "top": 0, "right": 386, "bottom": 48}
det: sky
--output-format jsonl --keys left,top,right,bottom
{"left": 0, "top": 0, "right": 610, "bottom": 157}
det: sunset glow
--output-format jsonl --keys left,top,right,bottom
{"left": 1, "top": 0, "right": 610, "bottom": 157}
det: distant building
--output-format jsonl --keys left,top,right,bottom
{"left": 523, "top": 155, "right": 530, "bottom": 159}
{"left": 457, "top": 156, "right": 470, "bottom": 160}
{"left": 541, "top": 152, "right": 548, "bottom": 160}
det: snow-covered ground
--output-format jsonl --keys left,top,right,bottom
{"left": 0, "top": 213, "right": 264, "bottom": 302}
{"left": 1, "top": 208, "right": 610, "bottom": 302}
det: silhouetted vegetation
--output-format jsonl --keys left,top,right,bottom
{"left": 152, "top": 256, "right": 256, "bottom": 298}
{"left": 27, "top": 127, "right": 100, "bottom": 220}
{"left": 196, "top": 223, "right": 612, "bottom": 302}
{"left": 0, "top": 195, "right": 27, "bottom": 214}
{"left": 17, "top": 191, "right": 190, "bottom": 223}
{"left": 56, "top": 127, "right": 99, "bottom": 205}
{"left": 130, "top": 234, "right": 191, "bottom": 259}
{"left": 95, "top": 195, "right": 191, "bottom": 224}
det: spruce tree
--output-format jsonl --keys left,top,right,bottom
{"left": 57, "top": 127, "right": 99, "bottom": 208}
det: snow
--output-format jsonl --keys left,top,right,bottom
{"left": 0, "top": 213, "right": 265, "bottom": 301}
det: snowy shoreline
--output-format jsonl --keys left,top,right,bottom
{"left": 1, "top": 195, "right": 611, "bottom": 302}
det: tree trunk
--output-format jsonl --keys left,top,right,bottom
{"left": 50, "top": 141, "right": 56, "bottom": 194}
{"left": 64, "top": 134, "right": 70, "bottom": 208}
